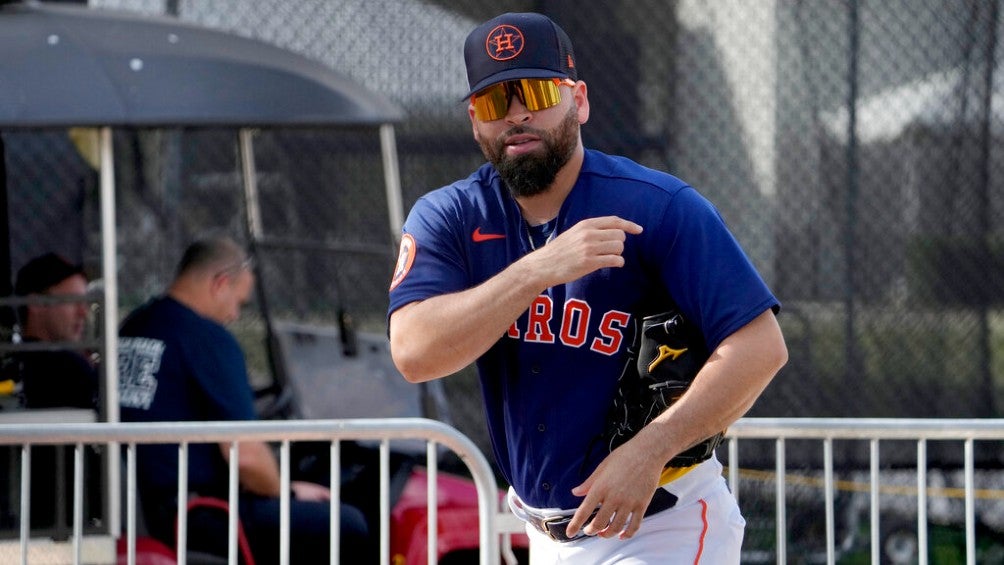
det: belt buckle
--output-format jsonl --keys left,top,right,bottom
{"left": 541, "top": 512, "right": 596, "bottom": 543}
{"left": 541, "top": 515, "right": 582, "bottom": 543}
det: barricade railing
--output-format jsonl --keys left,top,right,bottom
{"left": 727, "top": 417, "right": 1004, "bottom": 565}
{"left": 0, "top": 417, "right": 518, "bottom": 565}
{"left": 9, "top": 416, "right": 1000, "bottom": 565}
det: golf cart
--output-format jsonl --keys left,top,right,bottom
{"left": 0, "top": 2, "right": 527, "bottom": 563}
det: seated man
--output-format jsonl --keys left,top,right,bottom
{"left": 7, "top": 252, "right": 102, "bottom": 533}
{"left": 12, "top": 252, "right": 99, "bottom": 409}
{"left": 118, "top": 236, "right": 371, "bottom": 564}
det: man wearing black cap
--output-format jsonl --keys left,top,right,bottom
{"left": 388, "top": 12, "right": 787, "bottom": 563}
{"left": 7, "top": 252, "right": 101, "bottom": 534}
{"left": 12, "top": 252, "right": 99, "bottom": 409}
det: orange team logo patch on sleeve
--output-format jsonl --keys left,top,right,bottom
{"left": 389, "top": 234, "right": 416, "bottom": 291}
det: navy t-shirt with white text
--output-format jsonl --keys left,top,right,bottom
{"left": 119, "top": 296, "right": 256, "bottom": 496}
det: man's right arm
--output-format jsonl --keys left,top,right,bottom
{"left": 219, "top": 440, "right": 282, "bottom": 497}
{"left": 218, "top": 441, "right": 331, "bottom": 501}
{"left": 390, "top": 216, "right": 642, "bottom": 382}
{"left": 390, "top": 258, "right": 544, "bottom": 383}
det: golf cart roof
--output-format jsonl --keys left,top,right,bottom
{"left": 0, "top": 1, "right": 404, "bottom": 128}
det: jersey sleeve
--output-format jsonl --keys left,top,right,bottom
{"left": 653, "top": 186, "right": 780, "bottom": 351}
{"left": 388, "top": 193, "right": 470, "bottom": 316}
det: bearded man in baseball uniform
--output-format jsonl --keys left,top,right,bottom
{"left": 388, "top": 12, "right": 787, "bottom": 564}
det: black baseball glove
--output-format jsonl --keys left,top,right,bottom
{"left": 601, "top": 310, "right": 725, "bottom": 468}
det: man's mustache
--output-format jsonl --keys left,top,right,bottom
{"left": 499, "top": 125, "right": 546, "bottom": 142}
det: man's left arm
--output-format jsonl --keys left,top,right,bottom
{"left": 567, "top": 309, "right": 787, "bottom": 539}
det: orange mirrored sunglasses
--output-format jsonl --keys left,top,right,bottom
{"left": 471, "top": 78, "right": 577, "bottom": 121}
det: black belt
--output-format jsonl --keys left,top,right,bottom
{"left": 523, "top": 488, "right": 678, "bottom": 543}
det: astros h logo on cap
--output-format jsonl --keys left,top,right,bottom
{"left": 486, "top": 24, "right": 525, "bottom": 61}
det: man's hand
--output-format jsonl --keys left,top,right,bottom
{"left": 291, "top": 480, "right": 331, "bottom": 502}
{"left": 565, "top": 439, "right": 665, "bottom": 540}
{"left": 390, "top": 216, "right": 642, "bottom": 384}
{"left": 526, "top": 216, "right": 643, "bottom": 289}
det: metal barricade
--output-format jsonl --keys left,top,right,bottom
{"left": 11, "top": 416, "right": 1002, "bottom": 564}
{"left": 727, "top": 418, "right": 1004, "bottom": 565}
{"left": 0, "top": 417, "right": 514, "bottom": 565}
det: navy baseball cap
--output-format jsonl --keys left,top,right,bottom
{"left": 464, "top": 12, "right": 577, "bottom": 98}
{"left": 15, "top": 253, "right": 85, "bottom": 296}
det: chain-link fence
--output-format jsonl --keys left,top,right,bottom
{"left": 5, "top": 0, "right": 1004, "bottom": 483}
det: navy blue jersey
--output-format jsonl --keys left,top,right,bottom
{"left": 13, "top": 341, "right": 99, "bottom": 409}
{"left": 389, "top": 149, "right": 779, "bottom": 509}
{"left": 119, "top": 296, "right": 256, "bottom": 496}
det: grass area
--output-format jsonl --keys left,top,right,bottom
{"left": 836, "top": 523, "right": 1004, "bottom": 564}
{"left": 734, "top": 462, "right": 1004, "bottom": 564}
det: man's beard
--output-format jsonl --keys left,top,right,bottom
{"left": 478, "top": 105, "right": 579, "bottom": 198}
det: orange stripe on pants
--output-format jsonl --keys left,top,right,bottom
{"left": 693, "top": 498, "right": 709, "bottom": 564}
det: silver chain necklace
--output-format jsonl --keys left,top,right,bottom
{"left": 526, "top": 220, "right": 556, "bottom": 251}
